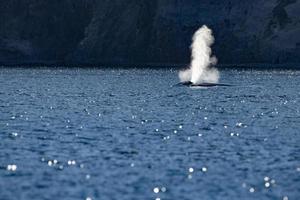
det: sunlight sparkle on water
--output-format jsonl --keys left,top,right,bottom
{"left": 265, "top": 182, "right": 270, "bottom": 188}
{"left": 153, "top": 187, "right": 159, "bottom": 193}
{"left": 7, "top": 164, "right": 17, "bottom": 171}
{"left": 48, "top": 161, "right": 53, "bottom": 166}
{"left": 11, "top": 132, "right": 18, "bottom": 137}
{"left": 68, "top": 160, "right": 76, "bottom": 165}
{"left": 202, "top": 167, "right": 207, "bottom": 172}
{"left": 86, "top": 174, "right": 91, "bottom": 180}
{"left": 270, "top": 179, "right": 276, "bottom": 185}
{"left": 249, "top": 187, "right": 255, "bottom": 193}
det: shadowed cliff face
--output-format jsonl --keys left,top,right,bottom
{"left": 0, "top": 0, "right": 94, "bottom": 64}
{"left": 0, "top": 0, "right": 299, "bottom": 66}
{"left": 71, "top": 0, "right": 158, "bottom": 64}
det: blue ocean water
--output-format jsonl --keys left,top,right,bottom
{"left": 0, "top": 68, "right": 299, "bottom": 200}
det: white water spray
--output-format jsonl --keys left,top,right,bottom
{"left": 179, "top": 25, "right": 219, "bottom": 84}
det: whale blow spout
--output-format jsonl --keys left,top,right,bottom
{"left": 179, "top": 25, "right": 219, "bottom": 85}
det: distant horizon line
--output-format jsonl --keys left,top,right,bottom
{"left": 1, "top": 62, "right": 300, "bottom": 69}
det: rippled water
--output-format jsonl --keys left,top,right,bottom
{"left": 0, "top": 68, "right": 299, "bottom": 200}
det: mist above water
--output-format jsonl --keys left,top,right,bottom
{"left": 179, "top": 25, "right": 219, "bottom": 84}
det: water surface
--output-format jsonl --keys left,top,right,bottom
{"left": 0, "top": 68, "right": 299, "bottom": 200}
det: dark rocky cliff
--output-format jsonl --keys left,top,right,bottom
{"left": 0, "top": 0, "right": 299, "bottom": 67}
